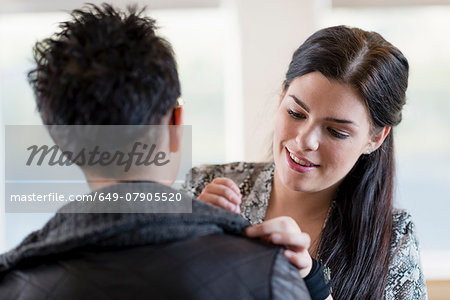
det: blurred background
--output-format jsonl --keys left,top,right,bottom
{"left": 1, "top": 0, "right": 449, "bottom": 297}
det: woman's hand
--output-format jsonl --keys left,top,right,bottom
{"left": 197, "top": 178, "right": 242, "bottom": 213}
{"left": 244, "top": 216, "right": 313, "bottom": 278}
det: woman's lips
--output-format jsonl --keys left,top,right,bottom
{"left": 285, "top": 147, "right": 319, "bottom": 173}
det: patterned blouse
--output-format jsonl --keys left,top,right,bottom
{"left": 182, "top": 161, "right": 428, "bottom": 299}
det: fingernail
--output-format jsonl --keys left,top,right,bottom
{"left": 272, "top": 233, "right": 281, "bottom": 242}
{"left": 284, "top": 250, "right": 293, "bottom": 257}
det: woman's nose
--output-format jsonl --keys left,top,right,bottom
{"left": 295, "top": 124, "right": 319, "bottom": 152}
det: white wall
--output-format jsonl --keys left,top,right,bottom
{"left": 224, "top": 0, "right": 315, "bottom": 162}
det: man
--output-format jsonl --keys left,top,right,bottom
{"left": 0, "top": 4, "right": 310, "bottom": 299}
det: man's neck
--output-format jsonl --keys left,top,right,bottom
{"left": 85, "top": 175, "right": 169, "bottom": 192}
{"left": 87, "top": 179, "right": 119, "bottom": 192}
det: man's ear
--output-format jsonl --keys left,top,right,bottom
{"left": 368, "top": 126, "right": 391, "bottom": 153}
{"left": 169, "top": 107, "right": 183, "bottom": 153}
{"left": 172, "top": 106, "right": 183, "bottom": 126}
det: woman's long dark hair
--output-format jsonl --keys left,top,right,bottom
{"left": 283, "top": 26, "right": 409, "bottom": 299}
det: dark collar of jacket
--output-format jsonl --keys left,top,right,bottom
{"left": 0, "top": 181, "right": 250, "bottom": 274}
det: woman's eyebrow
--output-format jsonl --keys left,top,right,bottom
{"left": 325, "top": 117, "right": 358, "bottom": 127}
{"left": 289, "top": 95, "right": 310, "bottom": 113}
{"left": 289, "top": 94, "right": 358, "bottom": 127}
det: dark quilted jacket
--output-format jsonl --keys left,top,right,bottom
{"left": 0, "top": 182, "right": 310, "bottom": 300}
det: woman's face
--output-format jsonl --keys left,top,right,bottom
{"left": 273, "top": 71, "right": 374, "bottom": 194}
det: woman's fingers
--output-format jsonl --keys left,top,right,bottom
{"left": 197, "top": 178, "right": 242, "bottom": 213}
{"left": 244, "top": 216, "right": 313, "bottom": 278}
{"left": 268, "top": 232, "right": 311, "bottom": 251}
{"left": 202, "top": 181, "right": 241, "bottom": 206}
{"left": 244, "top": 216, "right": 300, "bottom": 237}
{"left": 244, "top": 217, "right": 311, "bottom": 251}
{"left": 284, "top": 250, "right": 313, "bottom": 278}
{"left": 211, "top": 177, "right": 241, "bottom": 197}
{"left": 197, "top": 193, "right": 231, "bottom": 211}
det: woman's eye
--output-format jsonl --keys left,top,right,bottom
{"left": 328, "top": 128, "right": 349, "bottom": 139}
{"left": 287, "top": 109, "right": 306, "bottom": 120}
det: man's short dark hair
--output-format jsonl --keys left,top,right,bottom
{"left": 28, "top": 3, "right": 180, "bottom": 125}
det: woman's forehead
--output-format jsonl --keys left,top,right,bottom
{"left": 285, "top": 73, "right": 372, "bottom": 126}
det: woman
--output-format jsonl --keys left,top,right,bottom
{"left": 183, "top": 26, "right": 427, "bottom": 299}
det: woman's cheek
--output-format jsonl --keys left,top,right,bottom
{"left": 327, "top": 145, "right": 361, "bottom": 176}
{"left": 275, "top": 116, "right": 297, "bottom": 146}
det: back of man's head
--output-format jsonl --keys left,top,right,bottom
{"left": 28, "top": 3, "right": 180, "bottom": 126}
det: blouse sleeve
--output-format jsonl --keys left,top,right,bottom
{"left": 385, "top": 210, "right": 428, "bottom": 299}
{"left": 181, "top": 165, "right": 218, "bottom": 198}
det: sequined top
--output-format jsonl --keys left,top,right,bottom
{"left": 182, "top": 161, "right": 428, "bottom": 299}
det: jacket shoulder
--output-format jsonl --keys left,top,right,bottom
{"left": 0, "top": 234, "right": 310, "bottom": 300}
